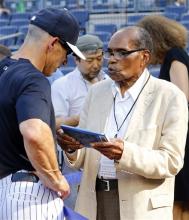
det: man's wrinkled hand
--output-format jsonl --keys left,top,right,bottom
{"left": 91, "top": 138, "right": 124, "bottom": 160}
{"left": 56, "top": 129, "right": 83, "bottom": 152}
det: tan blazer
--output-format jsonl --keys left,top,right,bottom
{"left": 66, "top": 71, "right": 188, "bottom": 220}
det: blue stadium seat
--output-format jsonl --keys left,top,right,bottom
{"left": 93, "top": 0, "right": 129, "bottom": 13}
{"left": 94, "top": 24, "right": 117, "bottom": 34}
{"left": 45, "top": 0, "right": 53, "bottom": 6}
{"left": 89, "top": 31, "right": 111, "bottom": 42}
{"left": 180, "top": 13, "right": 189, "bottom": 21}
{"left": 0, "top": 25, "right": 18, "bottom": 35}
{"left": 180, "top": 20, "right": 189, "bottom": 30}
{"left": 10, "top": 19, "right": 29, "bottom": 27}
{"left": 127, "top": 14, "right": 146, "bottom": 25}
{"left": 46, "top": 0, "right": 66, "bottom": 7}
{"left": 71, "top": 9, "right": 89, "bottom": 33}
{"left": 4, "top": 1, "right": 17, "bottom": 12}
{"left": 120, "top": 23, "right": 128, "bottom": 28}
{"left": 16, "top": 25, "right": 29, "bottom": 46}
{"left": 155, "top": 0, "right": 166, "bottom": 7}
{"left": 94, "top": 0, "right": 108, "bottom": 3}
{"left": 0, "top": 25, "right": 18, "bottom": 46}
{"left": 0, "top": 19, "right": 10, "bottom": 26}
{"left": 19, "top": 25, "right": 29, "bottom": 34}
{"left": 164, "top": 12, "right": 178, "bottom": 20}
{"left": 92, "top": 3, "right": 110, "bottom": 13}
{"left": 113, "top": 1, "right": 128, "bottom": 9}
{"left": 0, "top": 13, "right": 11, "bottom": 20}
{"left": 25, "top": 0, "right": 38, "bottom": 12}
{"left": 164, "top": 5, "right": 188, "bottom": 20}
{"left": 66, "top": 0, "right": 85, "bottom": 9}
{"left": 11, "top": 12, "right": 31, "bottom": 20}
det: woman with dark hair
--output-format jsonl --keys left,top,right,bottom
{"left": 138, "top": 15, "right": 189, "bottom": 220}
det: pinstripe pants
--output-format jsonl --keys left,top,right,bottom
{"left": 0, "top": 171, "right": 65, "bottom": 220}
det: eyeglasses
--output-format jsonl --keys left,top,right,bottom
{"left": 58, "top": 40, "right": 72, "bottom": 55}
{"left": 104, "top": 48, "right": 146, "bottom": 60}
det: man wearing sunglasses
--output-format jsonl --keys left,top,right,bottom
{"left": 0, "top": 8, "right": 85, "bottom": 219}
{"left": 58, "top": 26, "right": 188, "bottom": 220}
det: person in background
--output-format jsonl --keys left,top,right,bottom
{"left": 51, "top": 34, "right": 108, "bottom": 129}
{"left": 57, "top": 26, "right": 188, "bottom": 220}
{"left": 174, "top": 0, "right": 186, "bottom": 6}
{"left": 51, "top": 34, "right": 107, "bottom": 209}
{"left": 138, "top": 15, "right": 189, "bottom": 220}
{"left": 0, "top": 44, "right": 11, "bottom": 61}
{"left": 0, "top": 7, "right": 85, "bottom": 219}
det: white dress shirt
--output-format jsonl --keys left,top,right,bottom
{"left": 51, "top": 67, "right": 107, "bottom": 117}
{"left": 98, "top": 69, "right": 150, "bottom": 179}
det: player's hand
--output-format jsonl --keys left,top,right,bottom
{"left": 91, "top": 138, "right": 124, "bottom": 160}
{"left": 36, "top": 171, "right": 70, "bottom": 200}
{"left": 55, "top": 175, "right": 70, "bottom": 199}
{"left": 56, "top": 129, "right": 83, "bottom": 152}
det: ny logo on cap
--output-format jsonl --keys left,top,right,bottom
{"left": 31, "top": 16, "right": 36, "bottom": 21}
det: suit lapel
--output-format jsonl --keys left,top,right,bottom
{"left": 95, "top": 75, "right": 156, "bottom": 138}
{"left": 98, "top": 83, "right": 114, "bottom": 133}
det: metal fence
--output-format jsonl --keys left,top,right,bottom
{"left": 4, "top": 0, "right": 189, "bottom": 12}
{"left": 1, "top": 0, "right": 189, "bottom": 50}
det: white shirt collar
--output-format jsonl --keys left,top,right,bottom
{"left": 111, "top": 68, "right": 149, "bottom": 101}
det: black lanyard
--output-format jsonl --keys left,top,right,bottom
{"left": 113, "top": 74, "right": 150, "bottom": 138}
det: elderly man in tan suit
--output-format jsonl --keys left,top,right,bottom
{"left": 57, "top": 26, "right": 188, "bottom": 220}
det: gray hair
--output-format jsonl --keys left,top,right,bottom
{"left": 135, "top": 26, "right": 153, "bottom": 53}
{"left": 122, "top": 26, "right": 153, "bottom": 53}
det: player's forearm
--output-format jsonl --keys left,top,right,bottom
{"left": 20, "top": 119, "right": 62, "bottom": 184}
{"left": 24, "top": 138, "right": 62, "bottom": 182}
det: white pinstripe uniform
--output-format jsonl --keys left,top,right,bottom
{"left": 0, "top": 171, "right": 65, "bottom": 220}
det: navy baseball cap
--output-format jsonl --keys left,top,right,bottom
{"left": 30, "top": 8, "right": 85, "bottom": 59}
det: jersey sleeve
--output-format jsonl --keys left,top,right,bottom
{"left": 16, "top": 74, "right": 52, "bottom": 125}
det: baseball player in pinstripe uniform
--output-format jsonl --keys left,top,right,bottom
{"left": 0, "top": 8, "right": 85, "bottom": 219}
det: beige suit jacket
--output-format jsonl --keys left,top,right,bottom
{"left": 65, "top": 71, "right": 188, "bottom": 220}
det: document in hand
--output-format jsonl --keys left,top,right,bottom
{"left": 61, "top": 125, "right": 108, "bottom": 147}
